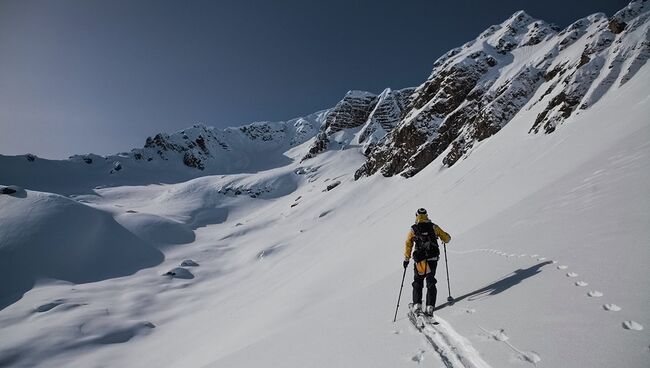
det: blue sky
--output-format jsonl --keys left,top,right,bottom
{"left": 0, "top": 0, "right": 629, "bottom": 158}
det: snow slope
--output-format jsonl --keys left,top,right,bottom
{"left": 0, "top": 188, "right": 163, "bottom": 311}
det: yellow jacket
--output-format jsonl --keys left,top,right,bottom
{"left": 404, "top": 214, "right": 451, "bottom": 260}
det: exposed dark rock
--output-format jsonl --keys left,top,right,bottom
{"left": 1, "top": 187, "right": 17, "bottom": 195}
{"left": 608, "top": 0, "right": 649, "bottom": 36}
{"left": 442, "top": 140, "right": 465, "bottom": 168}
{"left": 180, "top": 259, "right": 199, "bottom": 267}
{"left": 164, "top": 267, "right": 194, "bottom": 279}
{"left": 195, "top": 135, "right": 208, "bottom": 153}
{"left": 325, "top": 181, "right": 341, "bottom": 191}
{"left": 303, "top": 91, "right": 378, "bottom": 160}
{"left": 239, "top": 124, "right": 286, "bottom": 141}
{"left": 578, "top": 51, "right": 591, "bottom": 68}
{"left": 608, "top": 19, "right": 627, "bottom": 34}
{"left": 358, "top": 88, "right": 415, "bottom": 145}
{"left": 530, "top": 91, "right": 581, "bottom": 134}
{"left": 218, "top": 184, "right": 269, "bottom": 198}
{"left": 354, "top": 122, "right": 431, "bottom": 179}
{"left": 183, "top": 152, "right": 204, "bottom": 170}
{"left": 544, "top": 63, "right": 566, "bottom": 81}
{"left": 303, "top": 132, "right": 330, "bottom": 160}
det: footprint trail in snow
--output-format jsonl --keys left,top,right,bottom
{"left": 479, "top": 327, "right": 541, "bottom": 367}
{"left": 411, "top": 349, "right": 426, "bottom": 364}
{"left": 622, "top": 321, "right": 643, "bottom": 331}
{"left": 447, "top": 246, "right": 645, "bottom": 354}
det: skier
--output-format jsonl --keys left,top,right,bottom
{"left": 403, "top": 208, "right": 451, "bottom": 317}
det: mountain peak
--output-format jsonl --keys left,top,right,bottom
{"left": 345, "top": 90, "right": 376, "bottom": 98}
{"left": 505, "top": 10, "right": 534, "bottom": 25}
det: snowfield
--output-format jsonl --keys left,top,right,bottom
{"left": 1, "top": 8, "right": 650, "bottom": 368}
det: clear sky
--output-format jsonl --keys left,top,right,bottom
{"left": 0, "top": 0, "right": 629, "bottom": 158}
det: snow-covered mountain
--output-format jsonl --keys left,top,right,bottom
{"left": 302, "top": 87, "right": 415, "bottom": 159}
{"left": 5, "top": 3, "right": 647, "bottom": 186}
{"left": 1, "top": 2, "right": 649, "bottom": 368}
{"left": 0, "top": 112, "right": 328, "bottom": 194}
{"left": 355, "top": 1, "right": 650, "bottom": 178}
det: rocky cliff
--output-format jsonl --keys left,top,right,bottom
{"left": 302, "top": 88, "right": 414, "bottom": 160}
{"left": 353, "top": 0, "right": 649, "bottom": 179}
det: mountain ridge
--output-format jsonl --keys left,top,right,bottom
{"left": 2, "top": 1, "right": 648, "bottom": 184}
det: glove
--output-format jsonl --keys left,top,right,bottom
{"left": 403, "top": 259, "right": 409, "bottom": 269}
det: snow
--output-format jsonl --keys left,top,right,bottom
{"left": 1, "top": 8, "right": 649, "bottom": 368}
{"left": 0, "top": 189, "right": 163, "bottom": 311}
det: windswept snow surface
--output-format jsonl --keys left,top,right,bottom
{"left": 1, "top": 50, "right": 649, "bottom": 368}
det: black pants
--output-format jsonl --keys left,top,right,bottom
{"left": 412, "top": 260, "right": 438, "bottom": 307}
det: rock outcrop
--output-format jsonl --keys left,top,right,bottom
{"left": 129, "top": 111, "right": 324, "bottom": 172}
{"left": 302, "top": 88, "right": 414, "bottom": 160}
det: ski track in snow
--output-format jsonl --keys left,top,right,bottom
{"left": 409, "top": 312, "right": 493, "bottom": 368}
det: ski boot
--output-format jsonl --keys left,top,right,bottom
{"left": 424, "top": 305, "right": 434, "bottom": 317}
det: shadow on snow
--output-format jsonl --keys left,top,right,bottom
{"left": 435, "top": 261, "right": 553, "bottom": 311}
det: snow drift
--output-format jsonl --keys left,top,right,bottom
{"left": 0, "top": 188, "right": 163, "bottom": 309}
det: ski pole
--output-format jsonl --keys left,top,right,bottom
{"left": 443, "top": 243, "right": 454, "bottom": 303}
{"left": 393, "top": 265, "right": 408, "bottom": 322}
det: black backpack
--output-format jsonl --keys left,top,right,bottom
{"left": 411, "top": 222, "right": 440, "bottom": 262}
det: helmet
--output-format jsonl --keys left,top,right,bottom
{"left": 416, "top": 208, "right": 427, "bottom": 216}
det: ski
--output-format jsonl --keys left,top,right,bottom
{"left": 407, "top": 304, "right": 440, "bottom": 329}
{"left": 408, "top": 310, "right": 424, "bottom": 330}
{"left": 408, "top": 304, "right": 439, "bottom": 330}
{"left": 407, "top": 303, "right": 422, "bottom": 329}
{"left": 423, "top": 314, "right": 439, "bottom": 325}
{"left": 409, "top": 311, "right": 440, "bottom": 328}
